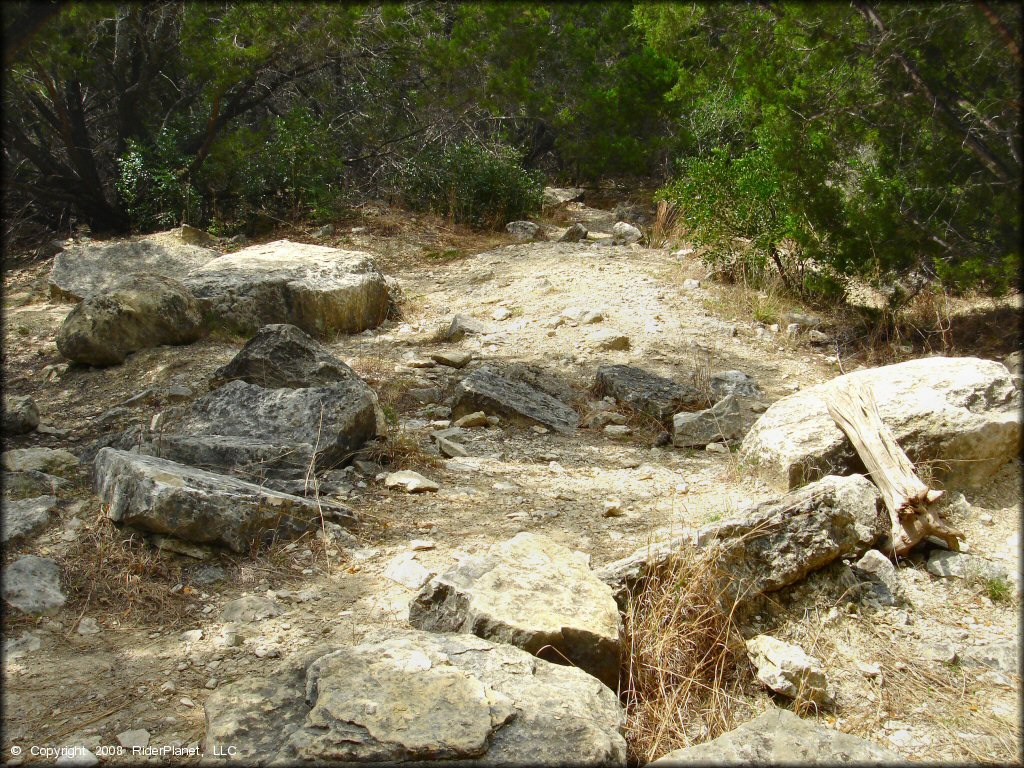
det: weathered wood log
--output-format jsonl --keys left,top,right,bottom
{"left": 825, "top": 379, "right": 963, "bottom": 556}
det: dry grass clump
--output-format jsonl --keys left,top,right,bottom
{"left": 621, "top": 549, "right": 756, "bottom": 763}
{"left": 649, "top": 200, "right": 683, "bottom": 249}
{"left": 54, "top": 512, "right": 196, "bottom": 628}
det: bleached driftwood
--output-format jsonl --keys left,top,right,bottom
{"left": 825, "top": 380, "right": 963, "bottom": 556}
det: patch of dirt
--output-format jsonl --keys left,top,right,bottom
{"left": 2, "top": 203, "right": 1019, "bottom": 764}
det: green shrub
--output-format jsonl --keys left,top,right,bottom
{"left": 400, "top": 141, "right": 543, "bottom": 229}
{"left": 116, "top": 133, "right": 201, "bottom": 231}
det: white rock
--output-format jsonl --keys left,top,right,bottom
{"left": 116, "top": 729, "right": 151, "bottom": 749}
{"left": 384, "top": 470, "right": 439, "bottom": 493}
{"left": 383, "top": 552, "right": 434, "bottom": 590}
{"left": 76, "top": 618, "right": 101, "bottom": 635}
{"left": 745, "top": 634, "right": 832, "bottom": 706}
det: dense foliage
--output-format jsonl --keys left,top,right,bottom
{"left": 3, "top": 2, "right": 1020, "bottom": 296}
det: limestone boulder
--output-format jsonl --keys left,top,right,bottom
{"left": 410, "top": 532, "right": 621, "bottom": 688}
{"left": 3, "top": 395, "right": 39, "bottom": 434}
{"left": 204, "top": 629, "right": 627, "bottom": 765}
{"left": 598, "top": 474, "right": 886, "bottom": 606}
{"left": 745, "top": 635, "right": 832, "bottom": 706}
{"left": 611, "top": 221, "right": 642, "bottom": 244}
{"left": 595, "top": 365, "right": 703, "bottom": 423}
{"left": 542, "top": 187, "right": 585, "bottom": 207}
{"left": 169, "top": 378, "right": 380, "bottom": 471}
{"left": 453, "top": 367, "right": 579, "bottom": 433}
{"left": 93, "top": 449, "right": 356, "bottom": 552}
{"left": 183, "top": 240, "right": 391, "bottom": 338}
{"left": 559, "top": 223, "right": 589, "bottom": 243}
{"left": 506, "top": 220, "right": 545, "bottom": 242}
{"left": 1, "top": 447, "right": 79, "bottom": 477}
{"left": 740, "top": 357, "right": 1021, "bottom": 489}
{"left": 650, "top": 707, "right": 902, "bottom": 765}
{"left": 56, "top": 275, "right": 204, "bottom": 366}
{"left": 49, "top": 235, "right": 217, "bottom": 301}
{"left": 672, "top": 394, "right": 747, "bottom": 447}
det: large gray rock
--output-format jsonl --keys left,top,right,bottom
{"left": 594, "top": 365, "right": 703, "bottom": 423}
{"left": 3, "top": 395, "right": 39, "bottom": 434}
{"left": 445, "top": 314, "right": 490, "bottom": 342}
{"left": 56, "top": 275, "right": 204, "bottom": 366}
{"left": 740, "top": 357, "right": 1021, "bottom": 489}
{"left": 171, "top": 378, "right": 380, "bottom": 471}
{"left": 2, "top": 495, "right": 55, "bottom": 543}
{"left": 672, "top": 395, "right": 747, "bottom": 447}
{"left": 2, "top": 555, "right": 66, "bottom": 615}
{"left": 453, "top": 367, "right": 579, "bottom": 433}
{"left": 183, "top": 240, "right": 390, "bottom": 338}
{"left": 559, "top": 223, "right": 589, "bottom": 243}
{"left": 204, "top": 629, "right": 626, "bottom": 765}
{"left": 49, "top": 235, "right": 217, "bottom": 301}
{"left": 650, "top": 707, "right": 902, "bottom": 765}
{"left": 598, "top": 474, "right": 886, "bottom": 606}
{"left": 93, "top": 449, "right": 356, "bottom": 552}
{"left": 211, "top": 324, "right": 362, "bottom": 389}
{"left": 611, "top": 221, "right": 642, "bottom": 244}
{"left": 409, "top": 532, "right": 621, "bottom": 688}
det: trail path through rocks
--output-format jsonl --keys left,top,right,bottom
{"left": 2, "top": 205, "right": 1020, "bottom": 764}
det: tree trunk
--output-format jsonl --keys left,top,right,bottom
{"left": 825, "top": 379, "right": 963, "bottom": 556}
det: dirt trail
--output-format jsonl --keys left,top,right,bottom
{"left": 2, "top": 206, "right": 1020, "bottom": 764}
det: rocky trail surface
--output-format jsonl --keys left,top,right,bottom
{"left": 2, "top": 199, "right": 1020, "bottom": 765}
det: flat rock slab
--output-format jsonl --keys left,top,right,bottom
{"left": 594, "top": 365, "right": 703, "bottom": 423}
{"left": 183, "top": 240, "right": 390, "bottom": 338}
{"left": 211, "top": 323, "right": 365, "bottom": 390}
{"left": 650, "top": 707, "right": 902, "bottom": 765}
{"left": 49, "top": 235, "right": 218, "bottom": 301}
{"left": 598, "top": 474, "right": 886, "bottom": 607}
{"left": 56, "top": 274, "right": 204, "bottom": 366}
{"left": 452, "top": 367, "right": 579, "bottom": 433}
{"left": 139, "top": 435, "right": 315, "bottom": 491}
{"left": 204, "top": 629, "right": 626, "bottom": 765}
{"left": 93, "top": 448, "right": 356, "bottom": 552}
{"left": 173, "top": 378, "right": 379, "bottom": 471}
{"left": 410, "top": 532, "right": 621, "bottom": 688}
{"left": 1, "top": 495, "right": 55, "bottom": 543}
{"left": 740, "top": 357, "right": 1021, "bottom": 489}
{"left": 2, "top": 555, "right": 66, "bottom": 615}
{"left": 1, "top": 447, "right": 79, "bottom": 477}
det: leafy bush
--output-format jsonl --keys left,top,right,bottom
{"left": 116, "top": 133, "right": 201, "bottom": 231}
{"left": 400, "top": 141, "right": 543, "bottom": 229}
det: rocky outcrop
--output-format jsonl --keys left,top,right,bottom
{"left": 56, "top": 274, "right": 205, "bottom": 366}
{"left": 542, "top": 187, "right": 585, "bottom": 207}
{"left": 650, "top": 707, "right": 902, "bottom": 765}
{"left": 183, "top": 240, "right": 391, "bottom": 338}
{"left": 1, "top": 447, "right": 79, "bottom": 477}
{"left": 740, "top": 357, "right": 1021, "bottom": 489}
{"left": 210, "top": 324, "right": 361, "bottom": 389}
{"left": 709, "top": 370, "right": 763, "bottom": 400}
{"left": 598, "top": 474, "right": 886, "bottom": 606}
{"left": 3, "top": 395, "right": 39, "bottom": 435}
{"left": 93, "top": 449, "right": 356, "bottom": 552}
{"left": 203, "top": 629, "right": 627, "bottom": 765}
{"left": 409, "top": 532, "right": 621, "bottom": 688}
{"left": 672, "top": 394, "right": 746, "bottom": 447}
{"left": 49, "top": 235, "right": 217, "bottom": 301}
{"left": 594, "top": 365, "right": 704, "bottom": 423}
{"left": 453, "top": 367, "right": 579, "bottom": 433}
{"left": 2, "top": 556, "right": 66, "bottom": 616}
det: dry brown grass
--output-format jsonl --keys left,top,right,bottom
{"left": 649, "top": 200, "right": 683, "bottom": 250}
{"left": 621, "top": 548, "right": 758, "bottom": 763}
{"left": 52, "top": 511, "right": 197, "bottom": 629}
